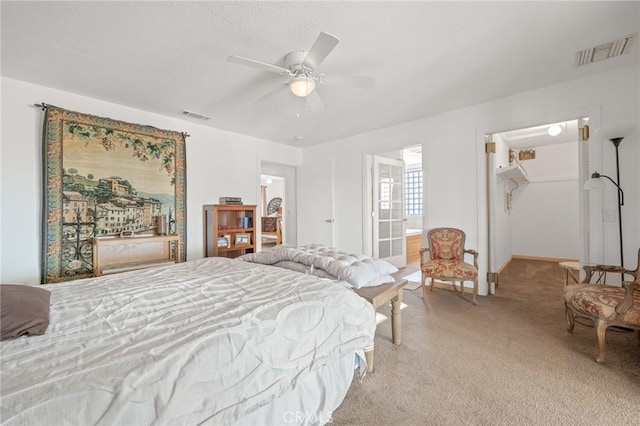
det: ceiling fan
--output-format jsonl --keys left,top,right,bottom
{"left": 227, "top": 32, "right": 374, "bottom": 113}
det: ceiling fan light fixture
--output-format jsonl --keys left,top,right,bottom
{"left": 289, "top": 76, "right": 316, "bottom": 97}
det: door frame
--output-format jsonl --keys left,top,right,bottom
{"left": 477, "top": 105, "right": 602, "bottom": 295}
{"left": 362, "top": 153, "right": 375, "bottom": 257}
{"left": 260, "top": 161, "right": 297, "bottom": 248}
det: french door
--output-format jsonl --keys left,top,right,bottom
{"left": 373, "top": 156, "right": 406, "bottom": 267}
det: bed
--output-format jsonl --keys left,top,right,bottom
{"left": 239, "top": 243, "right": 399, "bottom": 289}
{"left": 0, "top": 257, "right": 376, "bottom": 425}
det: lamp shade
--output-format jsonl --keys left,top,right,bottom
{"left": 584, "top": 177, "right": 604, "bottom": 190}
{"left": 289, "top": 76, "right": 316, "bottom": 97}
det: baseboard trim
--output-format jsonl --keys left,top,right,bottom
{"left": 511, "top": 254, "right": 579, "bottom": 263}
{"left": 497, "top": 256, "right": 512, "bottom": 274}
{"left": 496, "top": 255, "right": 579, "bottom": 275}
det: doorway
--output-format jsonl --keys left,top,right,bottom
{"left": 260, "top": 174, "right": 285, "bottom": 249}
{"left": 363, "top": 145, "right": 423, "bottom": 268}
{"left": 260, "top": 161, "right": 297, "bottom": 249}
{"left": 486, "top": 118, "right": 587, "bottom": 284}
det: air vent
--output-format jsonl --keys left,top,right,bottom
{"left": 179, "top": 110, "right": 210, "bottom": 121}
{"left": 577, "top": 35, "right": 634, "bottom": 66}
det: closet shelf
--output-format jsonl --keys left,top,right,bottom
{"left": 496, "top": 163, "right": 529, "bottom": 183}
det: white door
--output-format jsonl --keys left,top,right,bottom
{"left": 296, "top": 161, "right": 334, "bottom": 246}
{"left": 373, "top": 156, "right": 406, "bottom": 268}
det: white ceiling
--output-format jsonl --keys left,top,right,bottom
{"left": 2, "top": 1, "right": 638, "bottom": 148}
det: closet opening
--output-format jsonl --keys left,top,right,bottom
{"left": 486, "top": 118, "right": 588, "bottom": 292}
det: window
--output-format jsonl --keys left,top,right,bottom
{"left": 405, "top": 169, "right": 422, "bottom": 215}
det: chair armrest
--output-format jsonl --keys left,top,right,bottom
{"left": 581, "top": 264, "right": 636, "bottom": 284}
{"left": 615, "top": 281, "right": 639, "bottom": 316}
{"left": 419, "top": 247, "right": 431, "bottom": 265}
{"left": 464, "top": 249, "right": 479, "bottom": 268}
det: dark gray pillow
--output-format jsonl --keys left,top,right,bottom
{"left": 1, "top": 284, "right": 51, "bottom": 340}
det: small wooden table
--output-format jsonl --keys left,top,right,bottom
{"left": 354, "top": 279, "right": 407, "bottom": 372}
{"left": 92, "top": 234, "right": 181, "bottom": 276}
{"left": 559, "top": 261, "right": 580, "bottom": 286}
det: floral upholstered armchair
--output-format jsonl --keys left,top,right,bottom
{"left": 564, "top": 248, "right": 640, "bottom": 363}
{"left": 420, "top": 228, "right": 479, "bottom": 305}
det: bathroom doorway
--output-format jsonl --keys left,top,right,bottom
{"left": 363, "top": 145, "right": 423, "bottom": 267}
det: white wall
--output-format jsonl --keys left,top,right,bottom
{"left": 0, "top": 77, "right": 302, "bottom": 284}
{"left": 493, "top": 141, "right": 580, "bottom": 263}
{"left": 263, "top": 179, "right": 284, "bottom": 213}
{"left": 3, "top": 66, "right": 638, "bottom": 290}
{"left": 510, "top": 179, "right": 579, "bottom": 258}
{"left": 510, "top": 142, "right": 579, "bottom": 259}
{"left": 303, "top": 65, "right": 639, "bottom": 296}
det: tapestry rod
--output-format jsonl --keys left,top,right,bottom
{"left": 35, "top": 103, "right": 190, "bottom": 138}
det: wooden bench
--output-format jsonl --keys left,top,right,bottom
{"left": 354, "top": 279, "right": 407, "bottom": 372}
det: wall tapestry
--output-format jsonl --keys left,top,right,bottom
{"left": 40, "top": 104, "right": 187, "bottom": 283}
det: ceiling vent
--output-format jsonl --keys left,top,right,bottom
{"left": 179, "top": 109, "right": 210, "bottom": 121}
{"left": 577, "top": 35, "right": 634, "bottom": 66}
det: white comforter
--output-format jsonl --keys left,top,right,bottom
{"left": 0, "top": 257, "right": 375, "bottom": 425}
{"left": 240, "top": 243, "right": 398, "bottom": 288}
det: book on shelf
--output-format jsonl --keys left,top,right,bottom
{"left": 219, "top": 197, "right": 243, "bottom": 205}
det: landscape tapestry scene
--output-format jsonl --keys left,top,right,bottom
{"left": 42, "top": 106, "right": 186, "bottom": 282}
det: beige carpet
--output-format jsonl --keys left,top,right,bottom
{"left": 332, "top": 259, "right": 640, "bottom": 425}
{"left": 401, "top": 270, "right": 422, "bottom": 291}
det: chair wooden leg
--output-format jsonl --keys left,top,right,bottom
{"left": 450, "top": 280, "right": 477, "bottom": 305}
{"left": 451, "top": 281, "right": 461, "bottom": 296}
{"left": 565, "top": 303, "right": 575, "bottom": 333}
{"left": 421, "top": 273, "right": 428, "bottom": 299}
{"left": 595, "top": 318, "right": 608, "bottom": 364}
{"left": 430, "top": 277, "right": 434, "bottom": 292}
{"left": 472, "top": 278, "right": 478, "bottom": 305}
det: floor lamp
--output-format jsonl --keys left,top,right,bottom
{"left": 584, "top": 137, "right": 625, "bottom": 269}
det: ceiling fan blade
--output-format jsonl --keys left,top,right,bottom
{"left": 305, "top": 91, "right": 324, "bottom": 114}
{"left": 320, "top": 74, "right": 375, "bottom": 89}
{"left": 227, "top": 55, "right": 291, "bottom": 75}
{"left": 302, "top": 32, "right": 339, "bottom": 70}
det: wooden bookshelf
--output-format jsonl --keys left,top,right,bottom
{"left": 203, "top": 204, "right": 256, "bottom": 258}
